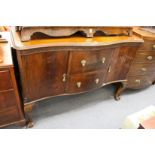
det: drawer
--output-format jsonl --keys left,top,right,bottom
{"left": 126, "top": 75, "right": 155, "bottom": 89}
{"left": 0, "top": 108, "right": 20, "bottom": 126}
{"left": 134, "top": 51, "right": 155, "bottom": 63}
{"left": 68, "top": 49, "right": 113, "bottom": 74}
{"left": 0, "top": 70, "right": 13, "bottom": 91}
{"left": 128, "top": 63, "right": 155, "bottom": 76}
{"left": 139, "top": 40, "right": 155, "bottom": 51}
{"left": 0, "top": 90, "right": 18, "bottom": 112}
{"left": 66, "top": 70, "right": 106, "bottom": 93}
{"left": 0, "top": 90, "right": 21, "bottom": 126}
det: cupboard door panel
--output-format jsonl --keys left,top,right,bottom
{"left": 106, "top": 46, "right": 139, "bottom": 82}
{"left": 19, "top": 50, "right": 68, "bottom": 102}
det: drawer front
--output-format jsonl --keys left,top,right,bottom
{"left": 66, "top": 71, "right": 106, "bottom": 93}
{"left": 0, "top": 108, "right": 20, "bottom": 126}
{"left": 139, "top": 40, "right": 155, "bottom": 51}
{"left": 128, "top": 63, "right": 155, "bottom": 76}
{"left": 0, "top": 70, "right": 13, "bottom": 91}
{"left": 68, "top": 49, "right": 113, "bottom": 74}
{"left": 126, "top": 75, "right": 154, "bottom": 89}
{"left": 134, "top": 51, "right": 155, "bottom": 63}
{"left": 0, "top": 90, "right": 18, "bottom": 112}
{"left": 0, "top": 90, "right": 20, "bottom": 126}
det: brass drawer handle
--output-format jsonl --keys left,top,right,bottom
{"left": 81, "top": 59, "right": 87, "bottom": 67}
{"left": 135, "top": 79, "right": 141, "bottom": 84}
{"left": 62, "top": 73, "right": 66, "bottom": 82}
{"left": 76, "top": 82, "right": 82, "bottom": 88}
{"left": 102, "top": 57, "right": 106, "bottom": 64}
{"left": 108, "top": 66, "right": 111, "bottom": 73}
{"left": 95, "top": 78, "right": 100, "bottom": 84}
{"left": 147, "top": 56, "right": 153, "bottom": 60}
{"left": 153, "top": 45, "right": 155, "bottom": 50}
{"left": 141, "top": 68, "right": 147, "bottom": 72}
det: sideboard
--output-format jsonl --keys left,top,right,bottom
{"left": 115, "top": 27, "right": 155, "bottom": 100}
{"left": 10, "top": 27, "right": 145, "bottom": 127}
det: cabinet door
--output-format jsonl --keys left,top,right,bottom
{"left": 106, "top": 46, "right": 139, "bottom": 82}
{"left": 19, "top": 50, "right": 68, "bottom": 102}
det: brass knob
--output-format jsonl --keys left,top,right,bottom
{"left": 62, "top": 73, "right": 66, "bottom": 82}
{"left": 147, "top": 56, "right": 153, "bottom": 60}
{"left": 81, "top": 59, "right": 87, "bottom": 67}
{"left": 95, "top": 78, "right": 100, "bottom": 84}
{"left": 141, "top": 68, "right": 147, "bottom": 72}
{"left": 135, "top": 79, "right": 141, "bottom": 84}
{"left": 152, "top": 45, "right": 155, "bottom": 49}
{"left": 0, "top": 58, "right": 2, "bottom": 63}
{"left": 76, "top": 82, "right": 82, "bottom": 88}
{"left": 102, "top": 57, "right": 106, "bottom": 64}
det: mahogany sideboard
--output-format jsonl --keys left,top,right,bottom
{"left": 10, "top": 27, "right": 146, "bottom": 127}
{"left": 0, "top": 32, "right": 25, "bottom": 128}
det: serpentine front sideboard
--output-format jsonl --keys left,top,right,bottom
{"left": 10, "top": 27, "right": 145, "bottom": 127}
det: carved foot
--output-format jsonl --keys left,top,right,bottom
{"left": 24, "top": 103, "right": 34, "bottom": 128}
{"left": 114, "top": 82, "right": 126, "bottom": 101}
{"left": 27, "top": 121, "right": 34, "bottom": 128}
{"left": 115, "top": 95, "right": 121, "bottom": 101}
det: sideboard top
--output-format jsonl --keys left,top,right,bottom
{"left": 10, "top": 27, "right": 144, "bottom": 50}
{"left": 133, "top": 27, "right": 155, "bottom": 40}
{"left": 0, "top": 32, "right": 12, "bottom": 67}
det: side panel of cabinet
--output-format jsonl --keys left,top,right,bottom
{"left": 17, "top": 50, "right": 68, "bottom": 103}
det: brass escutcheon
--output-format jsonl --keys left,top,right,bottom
{"left": 147, "top": 56, "right": 153, "bottom": 60}
{"left": 102, "top": 57, "right": 106, "bottom": 64}
{"left": 135, "top": 79, "right": 141, "bottom": 83}
{"left": 141, "top": 68, "right": 146, "bottom": 72}
{"left": 62, "top": 73, "right": 66, "bottom": 82}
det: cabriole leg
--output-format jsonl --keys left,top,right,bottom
{"left": 114, "top": 82, "right": 126, "bottom": 101}
{"left": 24, "top": 103, "right": 34, "bottom": 128}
